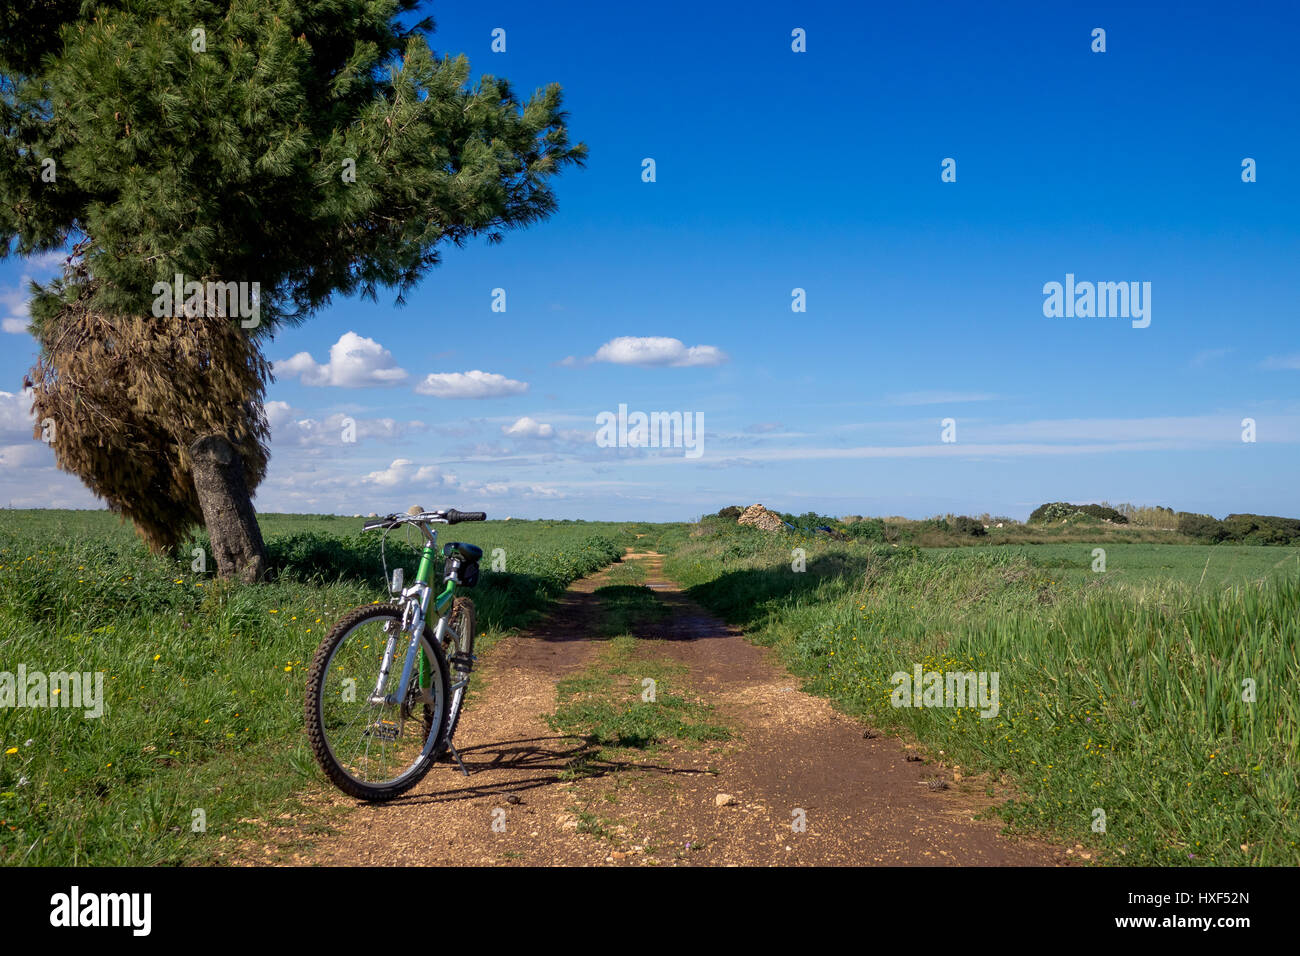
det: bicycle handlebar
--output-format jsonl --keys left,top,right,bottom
{"left": 362, "top": 508, "right": 486, "bottom": 532}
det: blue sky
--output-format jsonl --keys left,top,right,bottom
{"left": 2, "top": 0, "right": 1298, "bottom": 520}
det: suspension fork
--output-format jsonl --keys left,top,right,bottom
{"left": 370, "top": 586, "right": 435, "bottom": 707}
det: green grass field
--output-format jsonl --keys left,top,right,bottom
{"left": 651, "top": 519, "right": 1300, "bottom": 866}
{"left": 2, "top": 509, "right": 1297, "bottom": 866}
{"left": 0, "top": 510, "right": 634, "bottom": 865}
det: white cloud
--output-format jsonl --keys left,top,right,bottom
{"left": 2, "top": 252, "right": 70, "bottom": 335}
{"left": 884, "top": 391, "right": 1000, "bottom": 406}
{"left": 415, "top": 370, "right": 528, "bottom": 399}
{"left": 351, "top": 458, "right": 560, "bottom": 503}
{"left": 264, "top": 401, "right": 425, "bottom": 447}
{"left": 264, "top": 400, "right": 295, "bottom": 430}
{"left": 502, "top": 416, "right": 554, "bottom": 439}
{"left": 0, "top": 390, "right": 37, "bottom": 442}
{"left": 275, "top": 331, "right": 409, "bottom": 387}
{"left": 572, "top": 336, "right": 727, "bottom": 368}
{"left": 360, "top": 459, "right": 457, "bottom": 489}
{"left": 1262, "top": 354, "right": 1300, "bottom": 370}
{"left": 24, "top": 250, "right": 65, "bottom": 271}
{"left": 1, "top": 285, "right": 32, "bottom": 335}
{"left": 972, "top": 414, "right": 1292, "bottom": 443}
{"left": 0, "top": 388, "right": 105, "bottom": 509}
{"left": 362, "top": 459, "right": 415, "bottom": 487}
{"left": 0, "top": 443, "right": 50, "bottom": 468}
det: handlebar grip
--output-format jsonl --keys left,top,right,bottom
{"left": 445, "top": 509, "right": 486, "bottom": 523}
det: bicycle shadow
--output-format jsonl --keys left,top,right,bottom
{"left": 380, "top": 733, "right": 715, "bottom": 806}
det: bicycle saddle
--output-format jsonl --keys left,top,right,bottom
{"left": 443, "top": 541, "right": 483, "bottom": 561}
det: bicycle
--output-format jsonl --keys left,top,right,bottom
{"left": 304, "top": 506, "right": 486, "bottom": 801}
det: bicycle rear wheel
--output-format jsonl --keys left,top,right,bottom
{"left": 304, "top": 603, "right": 450, "bottom": 801}
{"left": 441, "top": 597, "right": 476, "bottom": 746}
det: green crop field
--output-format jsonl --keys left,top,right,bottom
{"left": 649, "top": 518, "right": 1300, "bottom": 866}
{"left": 0, "top": 509, "right": 635, "bottom": 865}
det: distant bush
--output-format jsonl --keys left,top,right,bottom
{"left": 1029, "top": 502, "right": 1072, "bottom": 523}
{"left": 715, "top": 505, "right": 743, "bottom": 521}
{"left": 1029, "top": 502, "right": 1128, "bottom": 524}
{"left": 1177, "top": 513, "right": 1227, "bottom": 542}
{"left": 843, "top": 518, "right": 886, "bottom": 542}
{"left": 1221, "top": 514, "right": 1300, "bottom": 545}
{"left": 950, "top": 515, "right": 988, "bottom": 537}
{"left": 1175, "top": 512, "right": 1300, "bottom": 545}
{"left": 1079, "top": 504, "right": 1128, "bottom": 523}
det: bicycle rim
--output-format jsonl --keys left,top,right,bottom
{"left": 309, "top": 607, "right": 448, "bottom": 796}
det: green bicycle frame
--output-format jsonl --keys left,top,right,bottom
{"left": 416, "top": 544, "right": 456, "bottom": 688}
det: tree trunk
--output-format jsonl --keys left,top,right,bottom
{"left": 189, "top": 434, "right": 268, "bottom": 583}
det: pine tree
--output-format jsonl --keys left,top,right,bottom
{"left": 1, "top": 1, "right": 584, "bottom": 579}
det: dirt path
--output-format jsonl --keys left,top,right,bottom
{"left": 253, "top": 551, "right": 1072, "bottom": 866}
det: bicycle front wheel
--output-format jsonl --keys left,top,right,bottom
{"left": 305, "top": 603, "right": 451, "bottom": 801}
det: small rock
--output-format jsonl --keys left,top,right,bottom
{"left": 715, "top": 793, "right": 737, "bottom": 807}
{"left": 505, "top": 793, "right": 521, "bottom": 805}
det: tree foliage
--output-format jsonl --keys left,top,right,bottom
{"left": 1, "top": 1, "right": 585, "bottom": 551}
